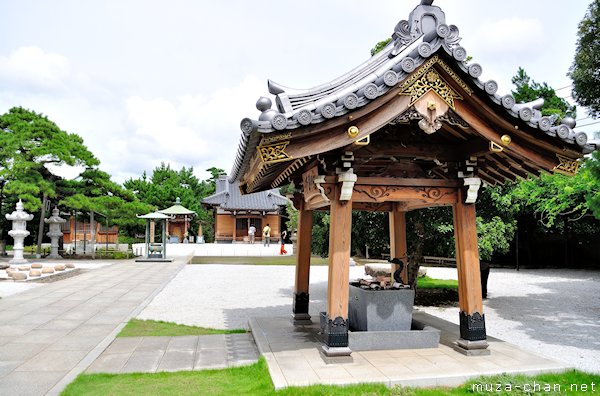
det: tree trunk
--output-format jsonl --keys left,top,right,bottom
{"left": 36, "top": 193, "right": 48, "bottom": 258}
{"left": 408, "top": 221, "right": 425, "bottom": 291}
{"left": 90, "top": 211, "right": 96, "bottom": 259}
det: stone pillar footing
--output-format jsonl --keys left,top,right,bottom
{"left": 292, "top": 313, "right": 312, "bottom": 325}
{"left": 453, "top": 339, "right": 490, "bottom": 356}
{"left": 321, "top": 346, "right": 352, "bottom": 357}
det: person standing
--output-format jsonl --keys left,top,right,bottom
{"left": 280, "top": 229, "right": 288, "bottom": 255}
{"left": 248, "top": 224, "right": 256, "bottom": 244}
{"left": 263, "top": 224, "right": 271, "bottom": 247}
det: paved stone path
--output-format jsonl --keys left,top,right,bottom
{"left": 88, "top": 333, "right": 259, "bottom": 373}
{"left": 0, "top": 258, "right": 186, "bottom": 396}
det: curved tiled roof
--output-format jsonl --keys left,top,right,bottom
{"left": 159, "top": 198, "right": 196, "bottom": 216}
{"left": 202, "top": 176, "right": 289, "bottom": 211}
{"left": 231, "top": 1, "right": 596, "bottom": 182}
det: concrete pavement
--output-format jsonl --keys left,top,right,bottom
{"left": 0, "top": 257, "right": 187, "bottom": 396}
{"left": 87, "top": 333, "right": 259, "bottom": 374}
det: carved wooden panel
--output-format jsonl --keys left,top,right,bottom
{"left": 352, "top": 185, "right": 458, "bottom": 204}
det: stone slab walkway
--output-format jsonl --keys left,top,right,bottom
{"left": 250, "top": 312, "right": 569, "bottom": 389}
{"left": 0, "top": 258, "right": 186, "bottom": 396}
{"left": 87, "top": 333, "right": 259, "bottom": 373}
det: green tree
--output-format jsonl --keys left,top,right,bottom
{"left": 0, "top": 107, "right": 99, "bottom": 251}
{"left": 59, "top": 168, "right": 154, "bottom": 242}
{"left": 569, "top": 0, "right": 600, "bottom": 118}
{"left": 123, "top": 164, "right": 221, "bottom": 242}
{"left": 509, "top": 157, "right": 600, "bottom": 227}
{"left": 511, "top": 67, "right": 575, "bottom": 119}
{"left": 0, "top": 107, "right": 99, "bottom": 211}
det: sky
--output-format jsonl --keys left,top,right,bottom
{"left": 0, "top": 0, "right": 595, "bottom": 184}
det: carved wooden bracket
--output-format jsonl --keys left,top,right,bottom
{"left": 302, "top": 166, "right": 330, "bottom": 209}
{"left": 462, "top": 177, "right": 481, "bottom": 204}
{"left": 314, "top": 175, "right": 330, "bottom": 204}
{"left": 337, "top": 169, "right": 357, "bottom": 201}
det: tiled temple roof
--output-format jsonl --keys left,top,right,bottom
{"left": 231, "top": 1, "right": 596, "bottom": 182}
{"left": 202, "top": 175, "right": 289, "bottom": 211}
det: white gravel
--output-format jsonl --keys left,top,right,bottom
{"left": 139, "top": 264, "right": 600, "bottom": 373}
{"left": 138, "top": 264, "right": 366, "bottom": 330}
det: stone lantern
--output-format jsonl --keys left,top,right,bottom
{"left": 6, "top": 200, "right": 34, "bottom": 264}
{"left": 45, "top": 207, "right": 66, "bottom": 259}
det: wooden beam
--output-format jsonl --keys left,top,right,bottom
{"left": 389, "top": 204, "right": 408, "bottom": 283}
{"left": 293, "top": 204, "right": 313, "bottom": 320}
{"left": 463, "top": 86, "right": 583, "bottom": 159}
{"left": 352, "top": 185, "right": 458, "bottom": 204}
{"left": 284, "top": 95, "right": 412, "bottom": 160}
{"left": 352, "top": 202, "right": 393, "bottom": 211}
{"left": 482, "top": 165, "right": 512, "bottom": 183}
{"left": 455, "top": 101, "right": 559, "bottom": 171}
{"left": 356, "top": 177, "right": 460, "bottom": 187}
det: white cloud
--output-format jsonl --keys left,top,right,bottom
{"left": 0, "top": 45, "right": 267, "bottom": 184}
{"left": 113, "top": 75, "right": 265, "bottom": 182}
{"left": 0, "top": 46, "right": 70, "bottom": 92}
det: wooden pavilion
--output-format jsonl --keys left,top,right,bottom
{"left": 202, "top": 175, "right": 289, "bottom": 243}
{"left": 158, "top": 198, "right": 196, "bottom": 243}
{"left": 231, "top": 0, "right": 597, "bottom": 355}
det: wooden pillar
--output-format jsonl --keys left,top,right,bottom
{"left": 232, "top": 214, "right": 237, "bottom": 243}
{"left": 389, "top": 203, "right": 408, "bottom": 283}
{"left": 323, "top": 184, "right": 352, "bottom": 354}
{"left": 293, "top": 202, "right": 313, "bottom": 324}
{"left": 453, "top": 188, "right": 488, "bottom": 354}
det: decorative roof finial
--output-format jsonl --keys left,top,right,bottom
{"left": 420, "top": 0, "right": 434, "bottom": 5}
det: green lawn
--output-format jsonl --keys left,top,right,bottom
{"left": 117, "top": 319, "right": 246, "bottom": 337}
{"left": 417, "top": 276, "right": 458, "bottom": 289}
{"left": 61, "top": 358, "right": 600, "bottom": 396}
{"left": 190, "top": 256, "right": 329, "bottom": 265}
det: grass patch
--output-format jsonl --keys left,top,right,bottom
{"left": 61, "top": 359, "right": 600, "bottom": 396}
{"left": 117, "top": 319, "right": 246, "bottom": 337}
{"left": 190, "top": 256, "right": 329, "bottom": 266}
{"left": 417, "top": 275, "right": 458, "bottom": 289}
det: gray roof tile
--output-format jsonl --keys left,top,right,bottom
{"left": 202, "top": 176, "right": 289, "bottom": 211}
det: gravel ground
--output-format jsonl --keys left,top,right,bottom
{"left": 420, "top": 267, "right": 600, "bottom": 374}
{"left": 139, "top": 264, "right": 600, "bottom": 373}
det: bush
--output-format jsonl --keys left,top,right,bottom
{"left": 95, "top": 249, "right": 131, "bottom": 259}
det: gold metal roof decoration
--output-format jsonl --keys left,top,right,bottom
{"left": 401, "top": 68, "right": 463, "bottom": 110}
{"left": 258, "top": 141, "right": 292, "bottom": 164}
{"left": 554, "top": 154, "right": 580, "bottom": 175}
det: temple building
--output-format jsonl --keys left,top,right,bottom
{"left": 61, "top": 214, "right": 118, "bottom": 244}
{"left": 231, "top": 0, "right": 597, "bottom": 356}
{"left": 202, "top": 175, "right": 289, "bottom": 243}
{"left": 158, "top": 198, "right": 196, "bottom": 243}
